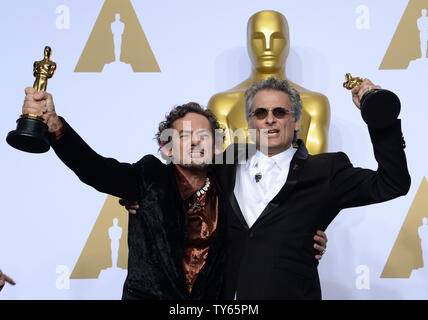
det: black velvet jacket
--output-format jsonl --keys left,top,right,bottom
{"left": 51, "top": 119, "right": 227, "bottom": 300}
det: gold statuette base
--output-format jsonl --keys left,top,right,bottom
{"left": 6, "top": 116, "right": 50, "bottom": 153}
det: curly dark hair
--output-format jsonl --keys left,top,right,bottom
{"left": 155, "top": 102, "right": 223, "bottom": 148}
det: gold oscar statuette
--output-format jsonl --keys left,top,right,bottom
{"left": 6, "top": 46, "right": 57, "bottom": 153}
{"left": 343, "top": 73, "right": 400, "bottom": 128}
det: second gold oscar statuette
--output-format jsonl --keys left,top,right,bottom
{"left": 343, "top": 73, "right": 400, "bottom": 128}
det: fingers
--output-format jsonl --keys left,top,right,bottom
{"left": 351, "top": 86, "right": 361, "bottom": 96}
{"left": 33, "top": 91, "right": 49, "bottom": 101}
{"left": 118, "top": 199, "right": 139, "bottom": 215}
{"left": 126, "top": 208, "right": 137, "bottom": 214}
{"left": 316, "top": 230, "right": 328, "bottom": 244}
{"left": 350, "top": 79, "right": 382, "bottom": 109}
{"left": 313, "top": 243, "right": 326, "bottom": 260}
{"left": 351, "top": 86, "right": 361, "bottom": 109}
{"left": 25, "top": 88, "right": 49, "bottom": 102}
{"left": 314, "top": 231, "right": 327, "bottom": 246}
{"left": 0, "top": 270, "right": 15, "bottom": 291}
{"left": 314, "top": 243, "right": 324, "bottom": 252}
{"left": 23, "top": 99, "right": 47, "bottom": 116}
{"left": 314, "top": 230, "right": 327, "bottom": 260}
{"left": 23, "top": 89, "right": 51, "bottom": 116}
{"left": 357, "top": 79, "right": 382, "bottom": 99}
{"left": 25, "top": 87, "right": 36, "bottom": 96}
{"left": 45, "top": 92, "right": 55, "bottom": 113}
{"left": 314, "top": 235, "right": 325, "bottom": 246}
{"left": 119, "top": 199, "right": 138, "bottom": 207}
{"left": 3, "top": 274, "right": 16, "bottom": 286}
{"left": 126, "top": 204, "right": 139, "bottom": 210}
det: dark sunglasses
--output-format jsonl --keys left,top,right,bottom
{"left": 249, "top": 107, "right": 295, "bottom": 120}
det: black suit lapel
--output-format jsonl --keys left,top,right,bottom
{"left": 228, "top": 179, "right": 250, "bottom": 230}
{"left": 218, "top": 162, "right": 250, "bottom": 230}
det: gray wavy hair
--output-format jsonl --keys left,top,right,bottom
{"left": 245, "top": 76, "right": 302, "bottom": 143}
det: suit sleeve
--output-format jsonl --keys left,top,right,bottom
{"left": 51, "top": 118, "right": 143, "bottom": 200}
{"left": 330, "top": 119, "right": 411, "bottom": 210}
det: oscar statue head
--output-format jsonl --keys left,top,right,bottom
{"left": 247, "top": 10, "right": 290, "bottom": 73}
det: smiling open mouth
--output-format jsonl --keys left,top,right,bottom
{"left": 267, "top": 129, "right": 279, "bottom": 136}
{"left": 190, "top": 150, "right": 205, "bottom": 158}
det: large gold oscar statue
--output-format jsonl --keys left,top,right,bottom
{"left": 208, "top": 10, "right": 330, "bottom": 154}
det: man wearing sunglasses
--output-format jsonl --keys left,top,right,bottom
{"left": 215, "top": 76, "right": 410, "bottom": 299}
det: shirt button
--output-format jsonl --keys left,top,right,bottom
{"left": 249, "top": 231, "right": 255, "bottom": 238}
{"left": 203, "top": 231, "right": 207, "bottom": 236}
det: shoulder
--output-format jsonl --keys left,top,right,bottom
{"left": 300, "top": 91, "right": 330, "bottom": 110}
{"left": 132, "top": 154, "right": 171, "bottom": 185}
{"left": 298, "top": 152, "right": 353, "bottom": 180}
{"left": 207, "top": 79, "right": 252, "bottom": 105}
{"left": 221, "top": 143, "right": 256, "bottom": 164}
{"left": 208, "top": 90, "right": 243, "bottom": 107}
{"left": 309, "top": 151, "right": 350, "bottom": 161}
{"left": 307, "top": 151, "right": 352, "bottom": 169}
{"left": 133, "top": 154, "right": 165, "bottom": 172}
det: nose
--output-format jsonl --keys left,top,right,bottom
{"left": 265, "top": 110, "right": 276, "bottom": 125}
{"left": 264, "top": 33, "right": 273, "bottom": 51}
{"left": 191, "top": 133, "right": 201, "bottom": 146}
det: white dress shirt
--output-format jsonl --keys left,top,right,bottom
{"left": 233, "top": 147, "right": 297, "bottom": 228}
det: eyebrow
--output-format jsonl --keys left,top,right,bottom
{"left": 253, "top": 106, "right": 290, "bottom": 110}
{"left": 195, "top": 129, "right": 211, "bottom": 133}
{"left": 178, "top": 130, "right": 192, "bottom": 134}
{"left": 178, "top": 129, "right": 211, "bottom": 134}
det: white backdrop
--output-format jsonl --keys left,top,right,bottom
{"left": 1, "top": 0, "right": 427, "bottom": 299}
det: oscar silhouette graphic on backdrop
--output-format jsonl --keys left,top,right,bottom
{"left": 418, "top": 217, "right": 428, "bottom": 266}
{"left": 103, "top": 13, "right": 133, "bottom": 72}
{"left": 380, "top": 0, "right": 427, "bottom": 69}
{"left": 98, "top": 218, "right": 127, "bottom": 280}
{"left": 74, "top": 0, "right": 160, "bottom": 72}
{"left": 410, "top": 217, "right": 428, "bottom": 278}
{"left": 208, "top": 10, "right": 330, "bottom": 154}
{"left": 112, "top": 14, "right": 124, "bottom": 62}
{"left": 109, "top": 218, "right": 122, "bottom": 268}
{"left": 382, "top": 177, "right": 428, "bottom": 279}
{"left": 417, "top": 9, "right": 428, "bottom": 60}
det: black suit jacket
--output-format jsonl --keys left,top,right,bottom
{"left": 217, "top": 120, "right": 410, "bottom": 300}
{"left": 51, "top": 119, "right": 227, "bottom": 300}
